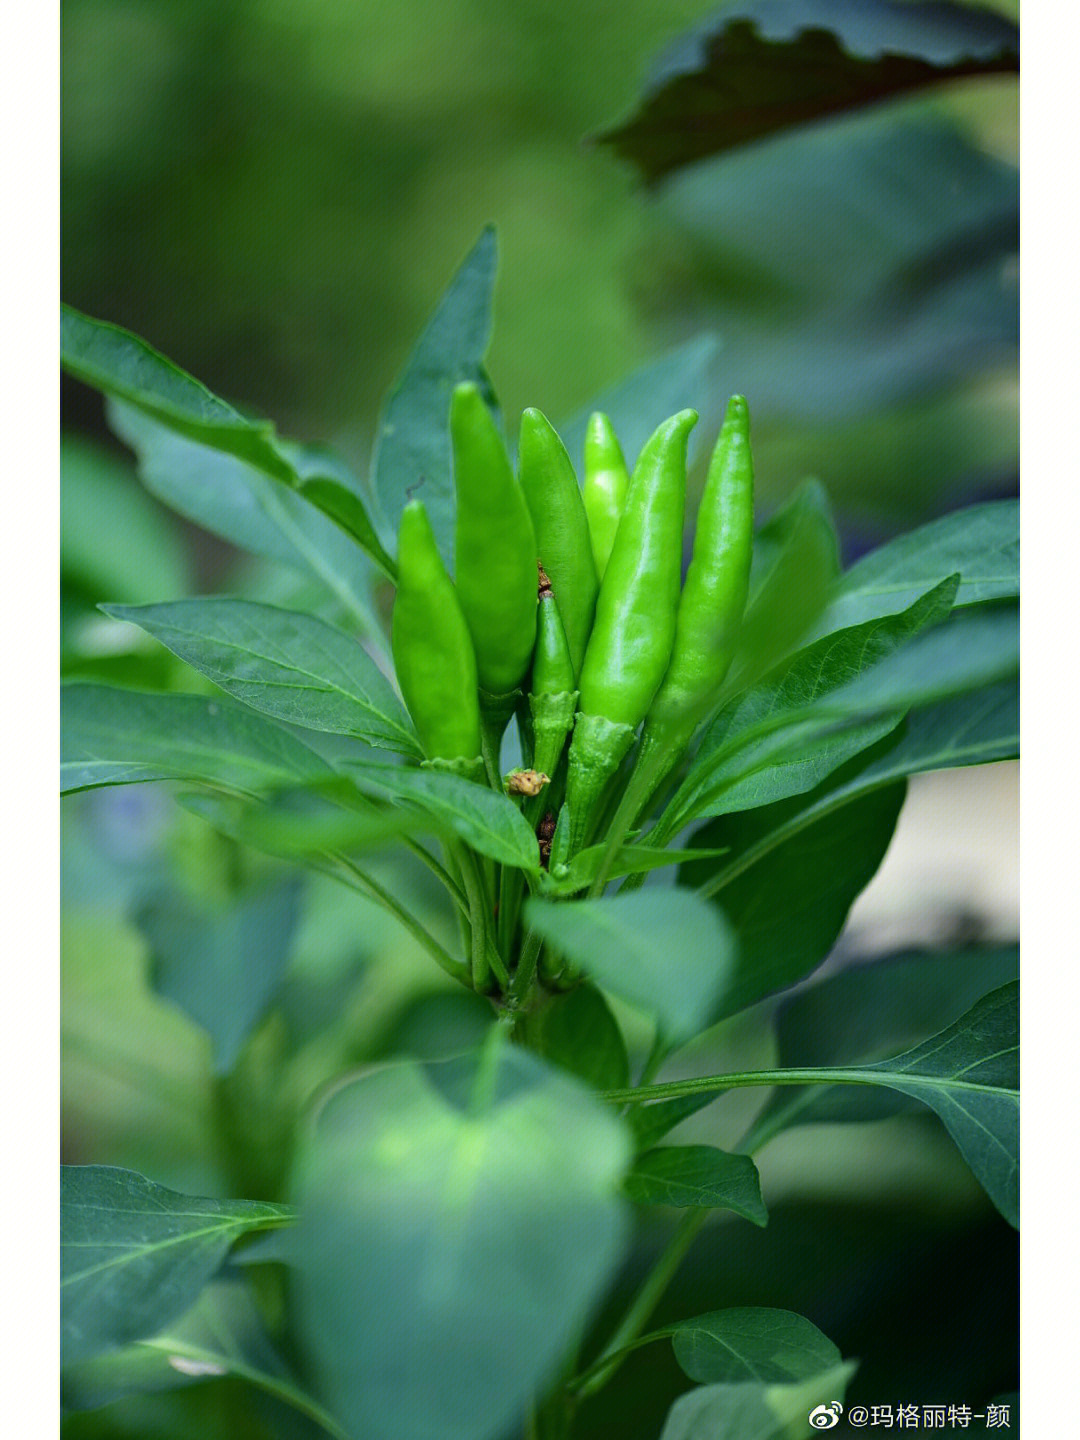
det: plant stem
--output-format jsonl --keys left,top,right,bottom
{"left": 331, "top": 855, "right": 469, "bottom": 986}
{"left": 532, "top": 1387, "right": 576, "bottom": 1440}
{"left": 586, "top": 745, "right": 668, "bottom": 897}
{"left": 138, "top": 1337, "right": 350, "bottom": 1440}
{"left": 453, "top": 843, "right": 509, "bottom": 991}
{"left": 569, "top": 1209, "right": 709, "bottom": 1399}
{"left": 402, "top": 835, "right": 469, "bottom": 916}
{"left": 737, "top": 1102, "right": 806, "bottom": 1155}
{"left": 636, "top": 1031, "right": 671, "bottom": 1088}
{"left": 693, "top": 789, "right": 858, "bottom": 899}
{"left": 499, "top": 859, "right": 523, "bottom": 957}
{"left": 480, "top": 708, "right": 506, "bottom": 790}
{"left": 508, "top": 925, "right": 543, "bottom": 1006}
{"left": 603, "top": 1066, "right": 1008, "bottom": 1105}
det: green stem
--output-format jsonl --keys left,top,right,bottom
{"left": 137, "top": 1337, "right": 350, "bottom": 1440}
{"left": 532, "top": 1386, "right": 576, "bottom": 1440}
{"left": 603, "top": 1066, "right": 1010, "bottom": 1106}
{"left": 478, "top": 690, "right": 518, "bottom": 790}
{"left": 402, "top": 835, "right": 468, "bottom": 916}
{"left": 567, "top": 1067, "right": 847, "bottom": 1403}
{"left": 480, "top": 717, "right": 503, "bottom": 790}
{"left": 508, "top": 926, "right": 544, "bottom": 1006}
{"left": 650, "top": 700, "right": 885, "bottom": 857}
{"left": 499, "top": 860, "right": 524, "bottom": 958}
{"left": 737, "top": 1099, "right": 811, "bottom": 1155}
{"left": 331, "top": 855, "right": 469, "bottom": 986}
{"left": 694, "top": 789, "right": 859, "bottom": 899}
{"left": 440, "top": 843, "right": 475, "bottom": 969}
{"left": 636, "top": 1031, "right": 672, "bottom": 1088}
{"left": 569, "top": 1209, "right": 709, "bottom": 1399}
{"left": 585, "top": 740, "right": 674, "bottom": 897}
{"left": 453, "top": 844, "right": 509, "bottom": 992}
{"left": 546, "top": 1063, "right": 832, "bottom": 1412}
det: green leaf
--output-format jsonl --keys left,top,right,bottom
{"left": 61, "top": 1165, "right": 292, "bottom": 1364}
{"left": 694, "top": 679, "right": 1017, "bottom": 902}
{"left": 747, "top": 946, "right": 1019, "bottom": 1141}
{"left": 371, "top": 227, "right": 498, "bottom": 566}
{"left": 829, "top": 602, "right": 1018, "bottom": 715}
{"left": 177, "top": 788, "right": 426, "bottom": 861}
{"left": 62, "top": 436, "right": 191, "bottom": 604}
{"left": 657, "top": 109, "right": 1016, "bottom": 430}
{"left": 288, "top": 1043, "right": 631, "bottom": 1440}
{"left": 62, "top": 1274, "right": 347, "bottom": 1438}
{"left": 670, "top": 577, "right": 957, "bottom": 827}
{"left": 137, "top": 880, "right": 304, "bottom": 1074}
{"left": 610, "top": 985, "right": 1019, "bottom": 1227}
{"left": 671, "top": 1308, "right": 841, "bottom": 1385}
{"left": 861, "top": 981, "right": 1018, "bottom": 1226}
{"left": 525, "top": 890, "right": 736, "bottom": 1043}
{"left": 61, "top": 684, "right": 333, "bottom": 795}
{"left": 725, "top": 480, "right": 840, "bottom": 696}
{"left": 559, "top": 333, "right": 721, "bottom": 475}
{"left": 779, "top": 947, "right": 1020, "bottom": 1072}
{"left": 62, "top": 305, "right": 394, "bottom": 577}
{"left": 524, "top": 984, "right": 630, "bottom": 1092}
{"left": 660, "top": 1362, "right": 858, "bottom": 1440}
{"left": 62, "top": 305, "right": 286, "bottom": 467}
{"left": 339, "top": 759, "right": 540, "bottom": 870}
{"left": 846, "top": 677, "right": 1019, "bottom": 785}
{"left": 291, "top": 476, "right": 395, "bottom": 579}
{"left": 541, "top": 841, "right": 729, "bottom": 896}
{"left": 813, "top": 499, "right": 1018, "bottom": 638}
{"left": 105, "top": 599, "right": 419, "bottom": 756}
{"left": 625, "top": 1146, "right": 766, "bottom": 1225}
{"left": 597, "top": 0, "right": 1017, "bottom": 182}
{"left": 62, "top": 1334, "right": 206, "bottom": 1413}
{"left": 107, "top": 400, "right": 383, "bottom": 639}
{"left": 681, "top": 784, "right": 906, "bottom": 1021}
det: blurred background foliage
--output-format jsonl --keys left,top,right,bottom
{"left": 62, "top": 0, "right": 1016, "bottom": 555}
{"left": 61, "top": 1, "right": 1018, "bottom": 1434}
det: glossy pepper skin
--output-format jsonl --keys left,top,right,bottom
{"left": 582, "top": 412, "right": 631, "bottom": 580}
{"left": 578, "top": 408, "right": 698, "bottom": 728}
{"left": 518, "top": 408, "right": 598, "bottom": 680}
{"left": 392, "top": 499, "right": 482, "bottom": 768}
{"left": 644, "top": 395, "right": 754, "bottom": 747}
{"left": 451, "top": 382, "right": 538, "bottom": 697}
{"left": 529, "top": 586, "right": 578, "bottom": 784}
{"left": 563, "top": 408, "right": 698, "bottom": 854}
{"left": 531, "top": 586, "right": 576, "bottom": 699}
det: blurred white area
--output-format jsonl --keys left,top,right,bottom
{"left": 841, "top": 761, "right": 1018, "bottom": 954}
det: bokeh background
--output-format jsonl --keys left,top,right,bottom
{"left": 61, "top": 1, "right": 1018, "bottom": 1435}
{"left": 62, "top": 0, "right": 1018, "bottom": 534}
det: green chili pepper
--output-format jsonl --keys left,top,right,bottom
{"left": 590, "top": 397, "right": 756, "bottom": 895}
{"left": 643, "top": 394, "right": 754, "bottom": 750}
{"left": 392, "top": 499, "right": 483, "bottom": 774}
{"left": 582, "top": 412, "right": 631, "bottom": 580}
{"left": 497, "top": 579, "right": 580, "bottom": 954}
{"left": 529, "top": 580, "right": 578, "bottom": 784}
{"left": 563, "top": 408, "right": 698, "bottom": 854}
{"left": 451, "top": 382, "right": 538, "bottom": 699}
{"left": 518, "top": 408, "right": 598, "bottom": 679}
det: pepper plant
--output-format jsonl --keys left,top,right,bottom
{"left": 60, "top": 230, "right": 1018, "bottom": 1440}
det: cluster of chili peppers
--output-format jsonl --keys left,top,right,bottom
{"left": 391, "top": 383, "right": 754, "bottom": 988}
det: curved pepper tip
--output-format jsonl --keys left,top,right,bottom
{"left": 519, "top": 406, "right": 555, "bottom": 442}
{"left": 451, "top": 380, "right": 484, "bottom": 416}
